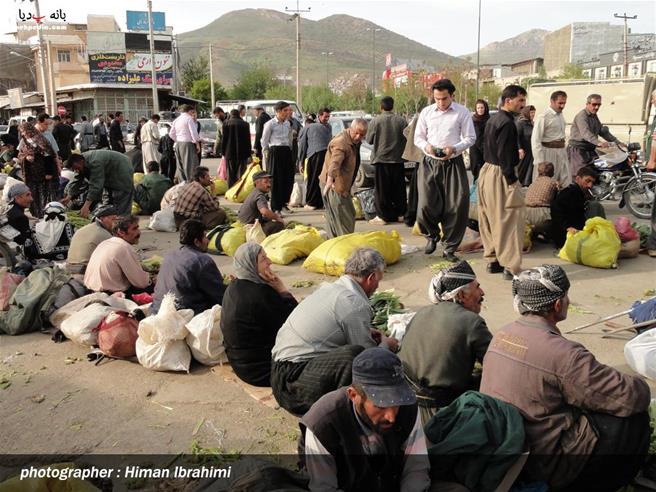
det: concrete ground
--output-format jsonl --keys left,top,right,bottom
{"left": 0, "top": 157, "right": 654, "bottom": 468}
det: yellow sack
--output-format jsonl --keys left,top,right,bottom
{"left": 131, "top": 202, "right": 141, "bottom": 215}
{"left": 133, "top": 173, "right": 145, "bottom": 185}
{"left": 303, "top": 231, "right": 402, "bottom": 276}
{"left": 220, "top": 223, "right": 246, "bottom": 257}
{"left": 558, "top": 217, "right": 620, "bottom": 269}
{"left": 212, "top": 178, "right": 228, "bottom": 196}
{"left": 523, "top": 224, "right": 533, "bottom": 253}
{"left": 225, "top": 161, "right": 262, "bottom": 203}
{"left": 412, "top": 222, "right": 422, "bottom": 236}
{"left": 262, "top": 225, "right": 325, "bottom": 265}
{"left": 353, "top": 196, "right": 363, "bottom": 220}
{"left": 244, "top": 220, "right": 266, "bottom": 244}
{"left": 0, "top": 462, "right": 100, "bottom": 492}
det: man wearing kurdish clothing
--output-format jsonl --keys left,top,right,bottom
{"left": 261, "top": 101, "right": 294, "bottom": 213}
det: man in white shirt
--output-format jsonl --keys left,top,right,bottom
{"left": 531, "top": 91, "right": 570, "bottom": 187}
{"left": 414, "top": 80, "right": 476, "bottom": 260}
{"left": 261, "top": 101, "right": 294, "bottom": 213}
{"left": 169, "top": 104, "right": 200, "bottom": 182}
{"left": 140, "top": 114, "right": 161, "bottom": 171}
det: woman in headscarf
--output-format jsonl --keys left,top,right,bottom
{"left": 516, "top": 105, "right": 536, "bottom": 186}
{"left": 17, "top": 121, "right": 59, "bottom": 218}
{"left": 220, "top": 242, "right": 298, "bottom": 387}
{"left": 470, "top": 99, "right": 489, "bottom": 182}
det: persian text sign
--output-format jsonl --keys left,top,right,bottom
{"left": 89, "top": 53, "right": 126, "bottom": 84}
{"left": 126, "top": 53, "right": 173, "bottom": 72}
{"left": 126, "top": 11, "right": 166, "bottom": 32}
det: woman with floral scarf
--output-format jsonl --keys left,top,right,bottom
{"left": 17, "top": 121, "right": 59, "bottom": 218}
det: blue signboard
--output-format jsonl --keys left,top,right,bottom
{"left": 126, "top": 10, "right": 166, "bottom": 32}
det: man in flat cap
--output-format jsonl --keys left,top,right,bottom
{"left": 237, "top": 170, "right": 285, "bottom": 236}
{"left": 66, "top": 204, "right": 118, "bottom": 275}
{"left": 399, "top": 260, "right": 492, "bottom": 424}
{"left": 480, "top": 265, "right": 650, "bottom": 492}
{"left": 5, "top": 182, "right": 34, "bottom": 249}
{"left": 299, "top": 347, "right": 431, "bottom": 492}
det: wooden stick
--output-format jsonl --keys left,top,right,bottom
{"left": 564, "top": 309, "right": 632, "bottom": 334}
{"left": 601, "top": 319, "right": 656, "bottom": 338}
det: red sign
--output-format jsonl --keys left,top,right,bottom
{"left": 57, "top": 105, "right": 66, "bottom": 116}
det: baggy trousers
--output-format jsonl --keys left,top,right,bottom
{"left": 416, "top": 154, "right": 469, "bottom": 254}
{"left": 323, "top": 188, "right": 356, "bottom": 238}
{"left": 269, "top": 146, "right": 295, "bottom": 211}
{"left": 305, "top": 150, "right": 326, "bottom": 209}
{"left": 477, "top": 163, "right": 525, "bottom": 274}
{"left": 374, "top": 162, "right": 407, "bottom": 222}
{"left": 174, "top": 141, "right": 199, "bottom": 182}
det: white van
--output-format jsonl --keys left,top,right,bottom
{"left": 8, "top": 115, "right": 30, "bottom": 127}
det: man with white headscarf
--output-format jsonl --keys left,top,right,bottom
{"left": 399, "top": 260, "right": 492, "bottom": 424}
{"left": 481, "top": 265, "right": 650, "bottom": 492}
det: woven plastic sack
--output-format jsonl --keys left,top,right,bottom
{"left": 558, "top": 217, "right": 620, "bottom": 269}
{"left": 225, "top": 161, "right": 262, "bottom": 203}
{"left": 262, "top": 225, "right": 324, "bottom": 265}
{"left": 220, "top": 223, "right": 246, "bottom": 257}
{"left": 289, "top": 182, "right": 306, "bottom": 207}
{"left": 185, "top": 305, "right": 227, "bottom": 366}
{"left": 624, "top": 329, "right": 656, "bottom": 380}
{"left": 62, "top": 303, "right": 113, "bottom": 347}
{"left": 618, "top": 238, "right": 640, "bottom": 259}
{"left": 96, "top": 311, "right": 139, "bottom": 358}
{"left": 212, "top": 178, "right": 228, "bottom": 196}
{"left": 244, "top": 220, "right": 266, "bottom": 244}
{"left": 303, "top": 230, "right": 402, "bottom": 276}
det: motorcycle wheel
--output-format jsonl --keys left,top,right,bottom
{"left": 0, "top": 242, "right": 17, "bottom": 269}
{"left": 622, "top": 173, "right": 656, "bottom": 220}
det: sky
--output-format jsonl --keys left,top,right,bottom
{"left": 2, "top": 0, "right": 655, "bottom": 56}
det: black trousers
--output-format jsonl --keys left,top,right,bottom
{"left": 374, "top": 162, "right": 407, "bottom": 222}
{"left": 305, "top": 150, "right": 326, "bottom": 209}
{"left": 271, "top": 345, "right": 364, "bottom": 416}
{"left": 226, "top": 157, "right": 248, "bottom": 187}
{"left": 269, "top": 146, "right": 295, "bottom": 212}
{"left": 404, "top": 165, "right": 419, "bottom": 226}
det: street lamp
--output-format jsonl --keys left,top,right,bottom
{"left": 321, "top": 51, "right": 333, "bottom": 88}
{"left": 366, "top": 27, "right": 381, "bottom": 115}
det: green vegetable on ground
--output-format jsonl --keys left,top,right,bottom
{"left": 632, "top": 223, "right": 650, "bottom": 249}
{"left": 66, "top": 211, "right": 91, "bottom": 229}
{"left": 221, "top": 206, "right": 238, "bottom": 225}
{"left": 292, "top": 280, "right": 315, "bottom": 288}
{"left": 142, "top": 255, "right": 163, "bottom": 273}
{"left": 370, "top": 290, "right": 406, "bottom": 335}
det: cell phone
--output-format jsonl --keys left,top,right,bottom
{"left": 432, "top": 147, "right": 446, "bottom": 158}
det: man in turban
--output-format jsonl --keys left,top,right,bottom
{"left": 480, "top": 265, "right": 650, "bottom": 492}
{"left": 399, "top": 260, "right": 492, "bottom": 424}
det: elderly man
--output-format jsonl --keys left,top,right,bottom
{"left": 300, "top": 347, "right": 430, "bottom": 492}
{"left": 5, "top": 183, "right": 34, "bottom": 248}
{"left": 173, "top": 166, "right": 226, "bottom": 230}
{"left": 567, "top": 94, "right": 620, "bottom": 179}
{"left": 320, "top": 118, "right": 368, "bottom": 238}
{"left": 414, "top": 80, "right": 475, "bottom": 259}
{"left": 261, "top": 101, "right": 294, "bottom": 212}
{"left": 169, "top": 104, "right": 201, "bottom": 182}
{"left": 271, "top": 248, "right": 398, "bottom": 415}
{"left": 531, "top": 91, "right": 570, "bottom": 187}
{"left": 140, "top": 114, "right": 161, "bottom": 170}
{"left": 63, "top": 150, "right": 134, "bottom": 217}
{"left": 481, "top": 265, "right": 650, "bottom": 491}
{"left": 399, "top": 261, "right": 492, "bottom": 425}
{"left": 66, "top": 204, "right": 117, "bottom": 274}
{"left": 298, "top": 107, "right": 332, "bottom": 209}
{"left": 84, "top": 215, "right": 153, "bottom": 296}
{"left": 237, "top": 170, "right": 285, "bottom": 236}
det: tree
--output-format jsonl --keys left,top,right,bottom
{"left": 190, "top": 78, "right": 229, "bottom": 108}
{"left": 264, "top": 83, "right": 295, "bottom": 101}
{"left": 231, "top": 66, "right": 276, "bottom": 100}
{"left": 299, "top": 86, "right": 340, "bottom": 114}
{"left": 557, "top": 63, "right": 585, "bottom": 80}
{"left": 181, "top": 55, "right": 209, "bottom": 93}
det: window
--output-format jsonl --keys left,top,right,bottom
{"left": 57, "top": 50, "right": 71, "bottom": 63}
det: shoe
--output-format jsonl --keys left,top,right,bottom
{"left": 303, "top": 204, "right": 316, "bottom": 210}
{"left": 442, "top": 251, "right": 460, "bottom": 263}
{"left": 486, "top": 261, "right": 504, "bottom": 274}
{"left": 424, "top": 237, "right": 438, "bottom": 255}
{"left": 369, "top": 216, "right": 387, "bottom": 225}
{"left": 649, "top": 250, "right": 656, "bottom": 258}
{"left": 502, "top": 269, "right": 514, "bottom": 281}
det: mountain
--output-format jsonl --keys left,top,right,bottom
{"left": 460, "top": 29, "right": 549, "bottom": 65}
{"left": 176, "top": 9, "right": 468, "bottom": 87}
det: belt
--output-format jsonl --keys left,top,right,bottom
{"left": 541, "top": 140, "right": 565, "bottom": 149}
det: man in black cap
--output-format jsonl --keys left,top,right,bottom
{"left": 299, "top": 347, "right": 430, "bottom": 492}
{"left": 66, "top": 204, "right": 117, "bottom": 274}
{"left": 400, "top": 261, "right": 492, "bottom": 424}
{"left": 237, "top": 170, "right": 285, "bottom": 236}
{"left": 481, "top": 265, "right": 650, "bottom": 492}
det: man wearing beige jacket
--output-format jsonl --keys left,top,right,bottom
{"left": 320, "top": 119, "right": 368, "bottom": 237}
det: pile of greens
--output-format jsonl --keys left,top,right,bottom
{"left": 370, "top": 290, "right": 406, "bottom": 335}
{"left": 66, "top": 211, "right": 91, "bottom": 229}
{"left": 141, "top": 255, "right": 163, "bottom": 274}
{"left": 222, "top": 206, "right": 238, "bottom": 225}
{"left": 632, "top": 223, "right": 651, "bottom": 249}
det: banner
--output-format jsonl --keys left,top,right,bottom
{"left": 126, "top": 52, "right": 173, "bottom": 72}
{"left": 126, "top": 10, "right": 166, "bottom": 32}
{"left": 89, "top": 53, "right": 126, "bottom": 84}
{"left": 121, "top": 72, "right": 173, "bottom": 86}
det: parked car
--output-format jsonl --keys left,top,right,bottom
{"left": 0, "top": 125, "right": 8, "bottom": 137}
{"left": 197, "top": 118, "right": 218, "bottom": 158}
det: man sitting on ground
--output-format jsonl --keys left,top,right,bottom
{"left": 151, "top": 219, "right": 226, "bottom": 315}
{"left": 237, "top": 171, "right": 285, "bottom": 236}
{"left": 299, "top": 347, "right": 430, "bottom": 492}
{"left": 134, "top": 161, "right": 171, "bottom": 215}
{"left": 271, "top": 248, "right": 399, "bottom": 416}
{"left": 525, "top": 161, "right": 559, "bottom": 240}
{"left": 399, "top": 261, "right": 492, "bottom": 424}
{"left": 84, "top": 215, "right": 153, "bottom": 296}
{"left": 66, "top": 204, "right": 117, "bottom": 274}
{"left": 173, "top": 166, "right": 226, "bottom": 230}
{"left": 551, "top": 166, "right": 605, "bottom": 248}
{"left": 481, "top": 265, "right": 650, "bottom": 491}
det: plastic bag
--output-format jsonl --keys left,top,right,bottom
{"left": 244, "top": 220, "right": 266, "bottom": 244}
{"left": 262, "top": 225, "right": 325, "bottom": 265}
{"left": 185, "top": 305, "right": 228, "bottom": 366}
{"left": 136, "top": 294, "right": 194, "bottom": 372}
{"left": 289, "top": 182, "right": 306, "bottom": 207}
{"left": 133, "top": 173, "right": 145, "bottom": 185}
{"left": 614, "top": 216, "right": 639, "bottom": 242}
{"left": 61, "top": 303, "right": 114, "bottom": 346}
{"left": 624, "top": 329, "right": 656, "bottom": 380}
{"left": 387, "top": 312, "right": 416, "bottom": 342}
{"left": 220, "top": 223, "right": 246, "bottom": 257}
{"left": 131, "top": 201, "right": 141, "bottom": 215}
{"left": 96, "top": 311, "right": 139, "bottom": 358}
{"left": 0, "top": 269, "right": 24, "bottom": 311}
{"left": 354, "top": 188, "right": 376, "bottom": 220}
{"left": 225, "top": 161, "right": 262, "bottom": 203}
{"left": 212, "top": 178, "right": 228, "bottom": 196}
{"left": 148, "top": 207, "right": 176, "bottom": 232}
{"left": 303, "top": 230, "right": 402, "bottom": 276}
{"left": 217, "top": 156, "right": 228, "bottom": 181}
{"left": 558, "top": 217, "right": 620, "bottom": 269}
{"left": 352, "top": 196, "right": 363, "bottom": 220}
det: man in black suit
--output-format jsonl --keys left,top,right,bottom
{"left": 221, "top": 109, "right": 252, "bottom": 187}
{"left": 109, "top": 111, "right": 125, "bottom": 153}
{"left": 252, "top": 105, "right": 271, "bottom": 160}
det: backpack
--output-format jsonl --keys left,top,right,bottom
{"left": 95, "top": 311, "right": 139, "bottom": 358}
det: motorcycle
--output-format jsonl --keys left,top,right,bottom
{"left": 590, "top": 141, "right": 656, "bottom": 220}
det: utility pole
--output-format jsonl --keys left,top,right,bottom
{"left": 33, "top": 0, "right": 51, "bottom": 113}
{"left": 476, "top": 0, "right": 482, "bottom": 100}
{"left": 171, "top": 34, "right": 178, "bottom": 94}
{"left": 209, "top": 43, "right": 215, "bottom": 109}
{"left": 321, "top": 51, "right": 333, "bottom": 89}
{"left": 147, "top": 0, "right": 159, "bottom": 113}
{"left": 366, "top": 27, "right": 381, "bottom": 115}
{"left": 46, "top": 40, "right": 56, "bottom": 115}
{"left": 614, "top": 12, "right": 637, "bottom": 78}
{"left": 285, "top": 1, "right": 310, "bottom": 111}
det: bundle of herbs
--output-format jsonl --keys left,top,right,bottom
{"left": 370, "top": 290, "right": 406, "bottom": 335}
